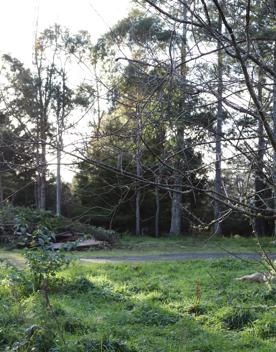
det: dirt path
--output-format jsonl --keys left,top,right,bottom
{"left": 80, "top": 252, "right": 276, "bottom": 263}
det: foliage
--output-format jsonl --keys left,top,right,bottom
{"left": 0, "top": 206, "right": 119, "bottom": 246}
{"left": 23, "top": 226, "right": 71, "bottom": 291}
{"left": 6, "top": 325, "right": 56, "bottom": 352}
{"left": 25, "top": 249, "right": 70, "bottom": 291}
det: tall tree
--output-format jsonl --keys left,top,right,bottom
{"left": 169, "top": 1, "right": 188, "bottom": 235}
{"left": 213, "top": 2, "right": 224, "bottom": 235}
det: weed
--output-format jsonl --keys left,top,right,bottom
{"left": 60, "top": 277, "right": 95, "bottom": 294}
{"left": 218, "top": 307, "right": 257, "bottom": 330}
{"left": 77, "top": 337, "right": 136, "bottom": 352}
{"left": 63, "top": 317, "right": 88, "bottom": 334}
{"left": 6, "top": 324, "right": 56, "bottom": 352}
{"left": 253, "top": 315, "right": 276, "bottom": 338}
{"left": 132, "top": 305, "right": 179, "bottom": 326}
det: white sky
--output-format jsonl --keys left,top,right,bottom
{"left": 0, "top": 0, "right": 131, "bottom": 65}
{"left": 0, "top": 0, "right": 131, "bottom": 182}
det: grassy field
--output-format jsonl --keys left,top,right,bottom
{"left": 75, "top": 234, "right": 276, "bottom": 258}
{"left": 0, "top": 256, "right": 276, "bottom": 351}
{"left": 1, "top": 235, "right": 276, "bottom": 262}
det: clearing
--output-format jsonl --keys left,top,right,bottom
{"left": 0, "top": 258, "right": 276, "bottom": 351}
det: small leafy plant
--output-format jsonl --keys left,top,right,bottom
{"left": 24, "top": 226, "right": 71, "bottom": 291}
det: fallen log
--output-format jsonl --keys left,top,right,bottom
{"left": 55, "top": 231, "right": 83, "bottom": 242}
{"left": 51, "top": 239, "right": 110, "bottom": 251}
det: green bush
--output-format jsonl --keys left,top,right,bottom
{"left": 25, "top": 249, "right": 70, "bottom": 291}
{"left": 22, "top": 225, "right": 71, "bottom": 291}
{"left": 89, "top": 226, "right": 119, "bottom": 244}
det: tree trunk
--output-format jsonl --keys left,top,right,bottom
{"left": 0, "top": 174, "right": 3, "bottom": 206}
{"left": 155, "top": 176, "right": 160, "bottom": 237}
{"left": 0, "top": 124, "right": 3, "bottom": 206}
{"left": 40, "top": 127, "right": 47, "bottom": 210}
{"left": 35, "top": 114, "right": 41, "bottom": 209}
{"left": 272, "top": 42, "right": 276, "bottom": 235}
{"left": 169, "top": 174, "right": 182, "bottom": 235}
{"left": 135, "top": 186, "right": 141, "bottom": 236}
{"left": 135, "top": 105, "right": 142, "bottom": 236}
{"left": 169, "top": 2, "right": 187, "bottom": 235}
{"left": 253, "top": 67, "right": 266, "bottom": 236}
{"left": 56, "top": 141, "right": 62, "bottom": 216}
{"left": 214, "top": 10, "right": 223, "bottom": 235}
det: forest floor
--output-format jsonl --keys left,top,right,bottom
{"left": 1, "top": 258, "right": 276, "bottom": 351}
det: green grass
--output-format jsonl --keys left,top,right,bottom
{"left": 0, "top": 248, "right": 25, "bottom": 267}
{"left": 1, "top": 235, "right": 276, "bottom": 263}
{"left": 1, "top": 258, "right": 276, "bottom": 351}
{"left": 75, "top": 234, "right": 276, "bottom": 258}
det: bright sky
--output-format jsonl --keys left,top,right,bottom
{"left": 0, "top": 0, "right": 131, "bottom": 66}
{"left": 0, "top": 0, "right": 131, "bottom": 182}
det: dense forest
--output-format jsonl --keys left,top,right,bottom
{"left": 1, "top": 0, "right": 276, "bottom": 238}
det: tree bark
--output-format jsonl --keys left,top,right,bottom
{"left": 272, "top": 42, "right": 276, "bottom": 235}
{"left": 0, "top": 123, "right": 3, "bottom": 206}
{"left": 135, "top": 105, "right": 142, "bottom": 236}
{"left": 155, "top": 175, "right": 160, "bottom": 237}
{"left": 214, "top": 9, "right": 223, "bottom": 235}
{"left": 253, "top": 67, "right": 266, "bottom": 236}
{"left": 169, "top": 173, "right": 182, "bottom": 235}
{"left": 40, "top": 118, "right": 47, "bottom": 210}
{"left": 0, "top": 174, "right": 3, "bottom": 206}
{"left": 169, "top": 2, "right": 187, "bottom": 235}
{"left": 56, "top": 140, "right": 62, "bottom": 216}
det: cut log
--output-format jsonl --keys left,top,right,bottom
{"left": 55, "top": 231, "right": 82, "bottom": 242}
{"left": 51, "top": 239, "right": 110, "bottom": 251}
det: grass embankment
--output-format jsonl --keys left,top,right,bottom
{"left": 1, "top": 258, "right": 276, "bottom": 351}
{"left": 76, "top": 234, "right": 276, "bottom": 258}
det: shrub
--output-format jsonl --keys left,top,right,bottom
{"left": 24, "top": 226, "right": 71, "bottom": 291}
{"left": 89, "top": 226, "right": 119, "bottom": 244}
{"left": 25, "top": 249, "right": 70, "bottom": 291}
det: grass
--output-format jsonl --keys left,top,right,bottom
{"left": 1, "top": 257, "right": 276, "bottom": 351}
{"left": 75, "top": 234, "right": 276, "bottom": 258}
{"left": 0, "top": 248, "right": 25, "bottom": 267}
{"left": 1, "top": 234, "right": 276, "bottom": 263}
